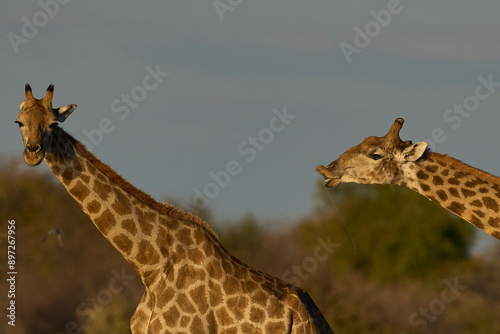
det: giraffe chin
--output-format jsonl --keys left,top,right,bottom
{"left": 23, "top": 150, "right": 44, "bottom": 166}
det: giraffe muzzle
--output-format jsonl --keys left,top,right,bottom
{"left": 23, "top": 144, "right": 44, "bottom": 166}
{"left": 316, "top": 165, "right": 341, "bottom": 187}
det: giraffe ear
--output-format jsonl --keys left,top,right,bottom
{"left": 403, "top": 141, "right": 428, "bottom": 162}
{"left": 53, "top": 104, "right": 77, "bottom": 122}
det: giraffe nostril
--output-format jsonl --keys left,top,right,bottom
{"left": 26, "top": 143, "right": 42, "bottom": 153}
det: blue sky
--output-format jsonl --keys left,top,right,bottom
{"left": 2, "top": 1, "right": 500, "bottom": 246}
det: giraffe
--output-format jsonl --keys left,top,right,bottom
{"left": 16, "top": 84, "right": 334, "bottom": 333}
{"left": 317, "top": 117, "right": 500, "bottom": 240}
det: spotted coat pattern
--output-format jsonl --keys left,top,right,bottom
{"left": 401, "top": 153, "right": 500, "bottom": 239}
{"left": 17, "top": 85, "right": 334, "bottom": 333}
{"left": 317, "top": 118, "right": 500, "bottom": 240}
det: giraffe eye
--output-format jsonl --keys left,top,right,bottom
{"left": 371, "top": 153, "right": 382, "bottom": 160}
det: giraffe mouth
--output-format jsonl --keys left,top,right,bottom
{"left": 316, "top": 165, "right": 341, "bottom": 187}
{"left": 23, "top": 148, "right": 45, "bottom": 166}
{"left": 323, "top": 178, "right": 341, "bottom": 187}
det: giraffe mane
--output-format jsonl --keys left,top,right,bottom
{"left": 429, "top": 152, "right": 500, "bottom": 186}
{"left": 61, "top": 129, "right": 218, "bottom": 240}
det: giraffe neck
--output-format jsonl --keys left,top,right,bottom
{"left": 399, "top": 152, "right": 500, "bottom": 239}
{"left": 43, "top": 127, "right": 218, "bottom": 284}
{"left": 41, "top": 128, "right": 335, "bottom": 332}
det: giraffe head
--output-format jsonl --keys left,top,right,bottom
{"left": 16, "top": 84, "right": 77, "bottom": 166}
{"left": 317, "top": 118, "right": 429, "bottom": 187}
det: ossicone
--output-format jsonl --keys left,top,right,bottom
{"left": 25, "top": 83, "right": 33, "bottom": 100}
{"left": 383, "top": 117, "right": 405, "bottom": 143}
{"left": 44, "top": 84, "right": 54, "bottom": 102}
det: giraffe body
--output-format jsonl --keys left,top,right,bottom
{"left": 16, "top": 85, "right": 334, "bottom": 333}
{"left": 317, "top": 118, "right": 500, "bottom": 240}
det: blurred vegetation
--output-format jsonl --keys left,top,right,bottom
{"left": 0, "top": 159, "right": 142, "bottom": 334}
{"left": 301, "top": 183, "right": 474, "bottom": 281}
{"left": 1, "top": 157, "right": 499, "bottom": 333}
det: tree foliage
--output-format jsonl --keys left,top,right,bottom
{"left": 300, "top": 182, "right": 475, "bottom": 281}
{"left": 0, "top": 159, "right": 142, "bottom": 334}
{"left": 1, "top": 158, "right": 498, "bottom": 334}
